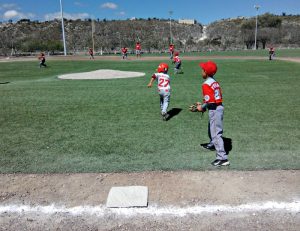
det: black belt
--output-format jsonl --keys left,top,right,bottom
{"left": 207, "top": 103, "right": 222, "bottom": 110}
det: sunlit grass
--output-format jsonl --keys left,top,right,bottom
{"left": 0, "top": 58, "right": 299, "bottom": 173}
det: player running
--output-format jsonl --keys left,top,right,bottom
{"left": 147, "top": 63, "right": 171, "bottom": 121}
{"left": 172, "top": 52, "right": 183, "bottom": 74}
{"left": 38, "top": 52, "right": 47, "bottom": 68}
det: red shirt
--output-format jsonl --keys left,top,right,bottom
{"left": 173, "top": 55, "right": 181, "bottom": 63}
{"left": 136, "top": 43, "right": 141, "bottom": 50}
{"left": 202, "top": 77, "right": 223, "bottom": 104}
{"left": 169, "top": 45, "right": 174, "bottom": 52}
{"left": 122, "top": 47, "right": 127, "bottom": 53}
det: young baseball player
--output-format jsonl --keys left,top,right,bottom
{"left": 172, "top": 52, "right": 182, "bottom": 74}
{"left": 121, "top": 47, "right": 128, "bottom": 59}
{"left": 135, "top": 42, "right": 141, "bottom": 58}
{"left": 38, "top": 52, "right": 47, "bottom": 68}
{"left": 196, "top": 60, "right": 229, "bottom": 167}
{"left": 89, "top": 48, "right": 94, "bottom": 59}
{"left": 268, "top": 47, "right": 275, "bottom": 60}
{"left": 169, "top": 44, "right": 175, "bottom": 59}
{"left": 147, "top": 63, "right": 171, "bottom": 121}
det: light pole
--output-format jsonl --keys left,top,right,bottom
{"left": 91, "top": 19, "right": 95, "bottom": 52}
{"left": 60, "top": 0, "right": 67, "bottom": 56}
{"left": 169, "top": 10, "right": 173, "bottom": 44}
{"left": 254, "top": 5, "right": 260, "bottom": 50}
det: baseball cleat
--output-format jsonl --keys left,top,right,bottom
{"left": 211, "top": 159, "right": 230, "bottom": 167}
{"left": 200, "top": 143, "right": 215, "bottom": 151}
{"left": 161, "top": 112, "right": 169, "bottom": 121}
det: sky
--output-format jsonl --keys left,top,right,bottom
{"left": 0, "top": 0, "right": 299, "bottom": 25}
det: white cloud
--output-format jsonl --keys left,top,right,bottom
{"left": 3, "top": 10, "right": 18, "bottom": 18}
{"left": 0, "top": 3, "right": 20, "bottom": 10}
{"left": 101, "top": 2, "right": 118, "bottom": 9}
{"left": 44, "top": 12, "right": 90, "bottom": 21}
{"left": 3, "top": 10, "right": 34, "bottom": 19}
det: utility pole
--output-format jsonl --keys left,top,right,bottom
{"left": 169, "top": 10, "right": 173, "bottom": 44}
{"left": 254, "top": 5, "right": 260, "bottom": 50}
{"left": 60, "top": 0, "right": 67, "bottom": 56}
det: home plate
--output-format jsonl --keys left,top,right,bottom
{"left": 106, "top": 186, "right": 148, "bottom": 208}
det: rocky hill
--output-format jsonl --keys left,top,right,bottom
{"left": 0, "top": 14, "right": 299, "bottom": 56}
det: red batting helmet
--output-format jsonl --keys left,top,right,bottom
{"left": 157, "top": 63, "right": 169, "bottom": 73}
{"left": 199, "top": 60, "right": 217, "bottom": 76}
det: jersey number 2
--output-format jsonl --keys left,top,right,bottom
{"left": 214, "top": 89, "right": 221, "bottom": 100}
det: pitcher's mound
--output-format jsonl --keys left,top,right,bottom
{"left": 58, "top": 69, "right": 145, "bottom": 80}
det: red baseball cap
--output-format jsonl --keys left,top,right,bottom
{"left": 199, "top": 60, "right": 217, "bottom": 76}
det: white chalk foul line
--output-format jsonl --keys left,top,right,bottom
{"left": 0, "top": 201, "right": 299, "bottom": 217}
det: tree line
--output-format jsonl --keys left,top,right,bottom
{"left": 0, "top": 14, "right": 299, "bottom": 56}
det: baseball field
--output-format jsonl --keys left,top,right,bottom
{"left": 0, "top": 51, "right": 299, "bottom": 230}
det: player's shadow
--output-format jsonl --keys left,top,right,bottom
{"left": 223, "top": 137, "right": 233, "bottom": 155}
{"left": 166, "top": 108, "right": 182, "bottom": 121}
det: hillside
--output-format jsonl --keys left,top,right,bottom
{"left": 0, "top": 14, "right": 299, "bottom": 56}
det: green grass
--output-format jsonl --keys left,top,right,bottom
{"left": 0, "top": 58, "right": 300, "bottom": 173}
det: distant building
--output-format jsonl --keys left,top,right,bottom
{"left": 178, "top": 19, "right": 196, "bottom": 25}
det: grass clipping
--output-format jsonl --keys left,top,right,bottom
{"left": 58, "top": 69, "right": 145, "bottom": 80}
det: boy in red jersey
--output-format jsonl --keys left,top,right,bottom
{"left": 196, "top": 60, "right": 229, "bottom": 167}
{"left": 88, "top": 48, "right": 94, "bottom": 59}
{"left": 135, "top": 42, "right": 141, "bottom": 58}
{"left": 169, "top": 44, "right": 174, "bottom": 59}
{"left": 172, "top": 52, "right": 183, "bottom": 74}
{"left": 121, "top": 47, "right": 128, "bottom": 59}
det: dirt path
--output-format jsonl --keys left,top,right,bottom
{"left": 1, "top": 55, "right": 300, "bottom": 63}
{"left": 0, "top": 171, "right": 299, "bottom": 230}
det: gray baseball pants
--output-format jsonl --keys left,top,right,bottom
{"left": 208, "top": 105, "right": 227, "bottom": 160}
{"left": 159, "top": 91, "right": 170, "bottom": 115}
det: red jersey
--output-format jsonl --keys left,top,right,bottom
{"left": 121, "top": 47, "right": 127, "bottom": 53}
{"left": 173, "top": 55, "right": 181, "bottom": 63}
{"left": 202, "top": 77, "right": 223, "bottom": 104}
{"left": 169, "top": 45, "right": 174, "bottom": 52}
{"left": 136, "top": 43, "right": 141, "bottom": 50}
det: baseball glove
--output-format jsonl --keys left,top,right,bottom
{"left": 189, "top": 103, "right": 199, "bottom": 112}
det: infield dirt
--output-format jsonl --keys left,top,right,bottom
{"left": 0, "top": 171, "right": 299, "bottom": 230}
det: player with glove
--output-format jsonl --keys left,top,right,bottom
{"left": 189, "top": 102, "right": 203, "bottom": 112}
{"left": 147, "top": 63, "right": 171, "bottom": 121}
{"left": 196, "top": 60, "right": 229, "bottom": 167}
